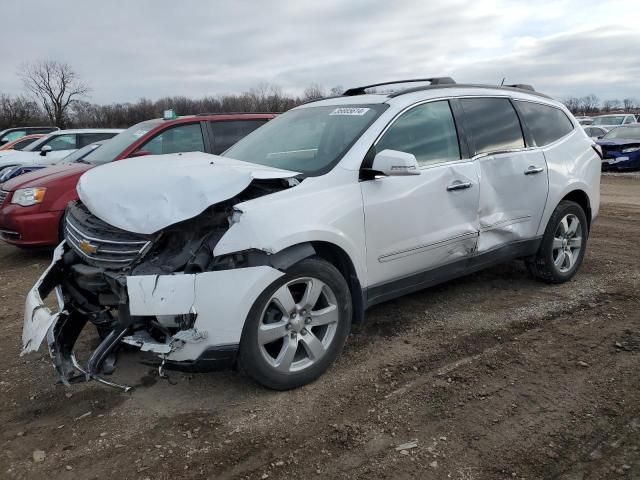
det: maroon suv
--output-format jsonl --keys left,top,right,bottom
{"left": 0, "top": 113, "right": 275, "bottom": 247}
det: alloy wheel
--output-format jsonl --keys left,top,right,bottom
{"left": 552, "top": 213, "right": 583, "bottom": 273}
{"left": 258, "top": 277, "right": 340, "bottom": 373}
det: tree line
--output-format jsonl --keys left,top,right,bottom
{"left": 562, "top": 94, "right": 639, "bottom": 116}
{"left": 0, "top": 60, "right": 637, "bottom": 130}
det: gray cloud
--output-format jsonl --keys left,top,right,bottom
{"left": 0, "top": 0, "right": 638, "bottom": 103}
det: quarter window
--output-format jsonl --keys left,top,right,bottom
{"left": 515, "top": 101, "right": 574, "bottom": 147}
{"left": 139, "top": 123, "right": 205, "bottom": 155}
{"left": 376, "top": 100, "right": 461, "bottom": 166}
{"left": 460, "top": 98, "right": 525, "bottom": 155}
{"left": 209, "top": 120, "right": 268, "bottom": 154}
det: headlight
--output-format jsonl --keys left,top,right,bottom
{"left": 11, "top": 187, "right": 46, "bottom": 206}
{"left": 621, "top": 146, "right": 640, "bottom": 154}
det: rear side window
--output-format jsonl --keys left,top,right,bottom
{"left": 460, "top": 98, "right": 524, "bottom": 155}
{"left": 376, "top": 100, "right": 460, "bottom": 166}
{"left": 139, "top": 123, "right": 205, "bottom": 155}
{"left": 515, "top": 101, "right": 574, "bottom": 146}
{"left": 78, "top": 133, "right": 118, "bottom": 148}
{"left": 209, "top": 120, "right": 267, "bottom": 154}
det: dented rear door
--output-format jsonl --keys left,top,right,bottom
{"left": 475, "top": 149, "right": 548, "bottom": 252}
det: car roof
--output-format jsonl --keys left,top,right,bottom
{"left": 299, "top": 84, "right": 565, "bottom": 111}
{"left": 48, "top": 128, "right": 124, "bottom": 134}
{"left": 593, "top": 114, "right": 631, "bottom": 117}
{"left": 160, "top": 113, "right": 277, "bottom": 123}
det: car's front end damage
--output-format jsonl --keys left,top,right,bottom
{"left": 22, "top": 153, "right": 304, "bottom": 390}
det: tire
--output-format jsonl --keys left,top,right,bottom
{"left": 526, "top": 200, "right": 589, "bottom": 283}
{"left": 238, "top": 257, "right": 352, "bottom": 390}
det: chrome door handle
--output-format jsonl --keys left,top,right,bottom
{"left": 524, "top": 166, "right": 544, "bottom": 175}
{"left": 446, "top": 181, "right": 472, "bottom": 191}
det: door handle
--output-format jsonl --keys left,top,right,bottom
{"left": 446, "top": 181, "right": 472, "bottom": 191}
{"left": 524, "top": 166, "right": 544, "bottom": 175}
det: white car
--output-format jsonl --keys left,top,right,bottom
{"left": 0, "top": 129, "right": 122, "bottom": 171}
{"left": 23, "top": 78, "right": 601, "bottom": 391}
{"left": 583, "top": 125, "right": 610, "bottom": 139}
{"left": 590, "top": 114, "right": 637, "bottom": 128}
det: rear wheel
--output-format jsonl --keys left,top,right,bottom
{"left": 527, "top": 200, "right": 588, "bottom": 283}
{"left": 239, "top": 258, "right": 352, "bottom": 390}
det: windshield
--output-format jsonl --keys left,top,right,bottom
{"left": 592, "top": 115, "right": 626, "bottom": 126}
{"left": 60, "top": 142, "right": 104, "bottom": 163}
{"left": 603, "top": 126, "right": 640, "bottom": 140}
{"left": 82, "top": 119, "right": 163, "bottom": 165}
{"left": 224, "top": 104, "right": 387, "bottom": 175}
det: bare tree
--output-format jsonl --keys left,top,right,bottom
{"left": 303, "top": 84, "right": 325, "bottom": 102}
{"left": 329, "top": 85, "right": 344, "bottom": 96}
{"left": 580, "top": 94, "right": 600, "bottom": 114}
{"left": 19, "top": 60, "right": 90, "bottom": 128}
{"left": 0, "top": 94, "right": 45, "bottom": 129}
{"left": 562, "top": 97, "right": 581, "bottom": 114}
{"left": 623, "top": 98, "right": 637, "bottom": 111}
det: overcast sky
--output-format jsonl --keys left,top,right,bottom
{"left": 1, "top": 0, "right": 639, "bottom": 104}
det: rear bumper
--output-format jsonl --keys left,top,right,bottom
{"left": 0, "top": 203, "right": 62, "bottom": 247}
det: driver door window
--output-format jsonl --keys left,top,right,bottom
{"left": 376, "top": 101, "right": 461, "bottom": 166}
{"left": 40, "top": 134, "right": 77, "bottom": 151}
{"left": 138, "top": 123, "right": 205, "bottom": 155}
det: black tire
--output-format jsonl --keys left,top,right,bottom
{"left": 238, "top": 257, "right": 352, "bottom": 390}
{"left": 526, "top": 200, "right": 589, "bottom": 283}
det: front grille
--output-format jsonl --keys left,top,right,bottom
{"left": 65, "top": 202, "right": 152, "bottom": 270}
{"left": 0, "top": 190, "right": 8, "bottom": 207}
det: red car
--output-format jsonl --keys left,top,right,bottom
{"left": 0, "top": 113, "right": 275, "bottom": 248}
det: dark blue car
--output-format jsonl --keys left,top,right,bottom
{"left": 597, "top": 125, "right": 640, "bottom": 171}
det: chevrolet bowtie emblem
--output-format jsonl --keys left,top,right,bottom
{"left": 78, "top": 240, "right": 98, "bottom": 255}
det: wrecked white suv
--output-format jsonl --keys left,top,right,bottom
{"left": 23, "top": 78, "right": 600, "bottom": 391}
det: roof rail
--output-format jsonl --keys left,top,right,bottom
{"left": 504, "top": 84, "right": 535, "bottom": 92}
{"left": 343, "top": 77, "right": 456, "bottom": 96}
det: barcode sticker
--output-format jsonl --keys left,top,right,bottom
{"left": 330, "top": 107, "right": 371, "bottom": 116}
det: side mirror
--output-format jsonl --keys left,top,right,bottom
{"left": 597, "top": 135, "right": 604, "bottom": 139}
{"left": 370, "top": 149, "right": 420, "bottom": 177}
{"left": 128, "top": 150, "right": 152, "bottom": 158}
{"left": 40, "top": 145, "right": 52, "bottom": 156}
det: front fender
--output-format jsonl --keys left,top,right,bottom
{"left": 213, "top": 178, "right": 369, "bottom": 287}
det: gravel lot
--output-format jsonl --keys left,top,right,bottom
{"left": 1, "top": 174, "right": 639, "bottom": 480}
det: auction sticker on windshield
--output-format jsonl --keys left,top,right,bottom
{"left": 330, "top": 107, "right": 371, "bottom": 116}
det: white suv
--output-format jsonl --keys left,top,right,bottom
{"left": 23, "top": 78, "right": 601, "bottom": 391}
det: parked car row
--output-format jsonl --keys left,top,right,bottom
{"left": 0, "top": 114, "right": 273, "bottom": 247}
{"left": 17, "top": 78, "right": 601, "bottom": 392}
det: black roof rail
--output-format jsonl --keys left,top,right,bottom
{"left": 343, "top": 77, "right": 456, "bottom": 96}
{"left": 504, "top": 84, "right": 535, "bottom": 92}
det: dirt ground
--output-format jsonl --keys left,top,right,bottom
{"left": 1, "top": 174, "right": 639, "bottom": 480}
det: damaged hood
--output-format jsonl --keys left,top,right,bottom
{"left": 77, "top": 151, "right": 299, "bottom": 234}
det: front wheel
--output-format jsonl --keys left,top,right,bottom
{"left": 527, "top": 200, "right": 589, "bottom": 283}
{"left": 238, "top": 257, "right": 352, "bottom": 390}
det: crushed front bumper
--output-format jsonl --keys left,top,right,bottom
{"left": 22, "top": 243, "right": 66, "bottom": 354}
{"left": 22, "top": 242, "right": 284, "bottom": 390}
